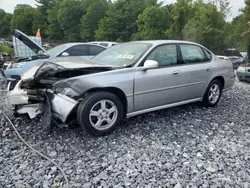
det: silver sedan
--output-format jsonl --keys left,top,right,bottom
{"left": 7, "top": 40, "right": 235, "bottom": 136}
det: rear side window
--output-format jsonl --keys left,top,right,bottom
{"left": 89, "top": 46, "right": 105, "bottom": 56}
{"left": 180, "top": 44, "right": 208, "bottom": 64}
{"left": 64, "top": 45, "right": 89, "bottom": 56}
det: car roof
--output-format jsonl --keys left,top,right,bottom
{"left": 64, "top": 43, "right": 106, "bottom": 48}
{"left": 128, "top": 40, "right": 202, "bottom": 46}
{"left": 88, "top": 41, "right": 118, "bottom": 44}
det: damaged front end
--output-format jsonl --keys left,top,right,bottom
{"left": 6, "top": 59, "right": 114, "bottom": 126}
{"left": 6, "top": 80, "right": 44, "bottom": 119}
{"left": 6, "top": 80, "right": 78, "bottom": 125}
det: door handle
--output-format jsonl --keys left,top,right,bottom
{"left": 173, "top": 70, "right": 180, "bottom": 75}
{"left": 206, "top": 67, "right": 212, "bottom": 71}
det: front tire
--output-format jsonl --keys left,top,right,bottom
{"left": 77, "top": 92, "right": 124, "bottom": 136}
{"left": 202, "top": 79, "right": 222, "bottom": 107}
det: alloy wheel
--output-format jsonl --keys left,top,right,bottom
{"left": 89, "top": 100, "right": 118, "bottom": 131}
{"left": 208, "top": 84, "right": 220, "bottom": 104}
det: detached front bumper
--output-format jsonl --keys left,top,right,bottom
{"left": 6, "top": 80, "right": 78, "bottom": 123}
{"left": 47, "top": 92, "right": 78, "bottom": 123}
{"left": 6, "top": 80, "right": 43, "bottom": 119}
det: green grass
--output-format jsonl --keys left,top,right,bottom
{"left": 0, "top": 45, "right": 14, "bottom": 56}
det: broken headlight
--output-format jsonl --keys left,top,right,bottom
{"left": 34, "top": 62, "right": 65, "bottom": 81}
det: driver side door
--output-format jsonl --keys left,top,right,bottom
{"left": 134, "top": 44, "right": 184, "bottom": 111}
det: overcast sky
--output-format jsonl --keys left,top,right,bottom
{"left": 0, "top": 0, "right": 245, "bottom": 21}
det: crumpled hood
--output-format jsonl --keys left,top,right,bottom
{"left": 21, "top": 56, "right": 114, "bottom": 81}
{"left": 32, "top": 56, "right": 116, "bottom": 82}
{"left": 46, "top": 56, "right": 113, "bottom": 69}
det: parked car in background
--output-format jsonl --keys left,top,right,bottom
{"left": 216, "top": 55, "right": 230, "bottom": 60}
{"left": 88, "top": 41, "right": 118, "bottom": 48}
{"left": 6, "top": 40, "right": 235, "bottom": 136}
{"left": 42, "top": 43, "right": 54, "bottom": 49}
{"left": 222, "top": 48, "right": 245, "bottom": 69}
{"left": 3, "top": 30, "right": 106, "bottom": 80}
{"left": 240, "top": 52, "right": 247, "bottom": 59}
{"left": 236, "top": 63, "right": 250, "bottom": 82}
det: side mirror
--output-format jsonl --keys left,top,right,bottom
{"left": 61, "top": 52, "right": 69, "bottom": 57}
{"left": 143, "top": 60, "right": 158, "bottom": 70}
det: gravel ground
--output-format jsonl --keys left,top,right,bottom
{"left": 0, "top": 74, "right": 250, "bottom": 188}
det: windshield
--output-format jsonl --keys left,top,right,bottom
{"left": 91, "top": 43, "right": 152, "bottom": 67}
{"left": 46, "top": 44, "right": 68, "bottom": 56}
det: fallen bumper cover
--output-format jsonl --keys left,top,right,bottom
{"left": 47, "top": 91, "right": 78, "bottom": 123}
{"left": 6, "top": 81, "right": 78, "bottom": 123}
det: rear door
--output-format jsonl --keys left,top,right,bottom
{"left": 177, "top": 44, "right": 213, "bottom": 101}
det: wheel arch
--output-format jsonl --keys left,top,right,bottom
{"left": 211, "top": 76, "right": 225, "bottom": 89}
{"left": 82, "top": 87, "right": 128, "bottom": 115}
{"left": 201, "top": 76, "right": 225, "bottom": 100}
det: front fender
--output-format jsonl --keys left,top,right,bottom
{"left": 53, "top": 68, "right": 135, "bottom": 113}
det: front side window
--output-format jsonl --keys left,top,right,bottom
{"left": 180, "top": 44, "right": 208, "bottom": 64}
{"left": 145, "top": 44, "right": 178, "bottom": 67}
{"left": 64, "top": 45, "right": 88, "bottom": 56}
{"left": 91, "top": 43, "right": 152, "bottom": 67}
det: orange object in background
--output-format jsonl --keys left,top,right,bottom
{"left": 36, "top": 29, "right": 41, "bottom": 38}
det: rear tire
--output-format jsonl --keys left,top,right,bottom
{"left": 202, "top": 79, "right": 222, "bottom": 107}
{"left": 77, "top": 92, "right": 124, "bottom": 136}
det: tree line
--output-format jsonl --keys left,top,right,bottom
{"left": 0, "top": 0, "right": 249, "bottom": 54}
